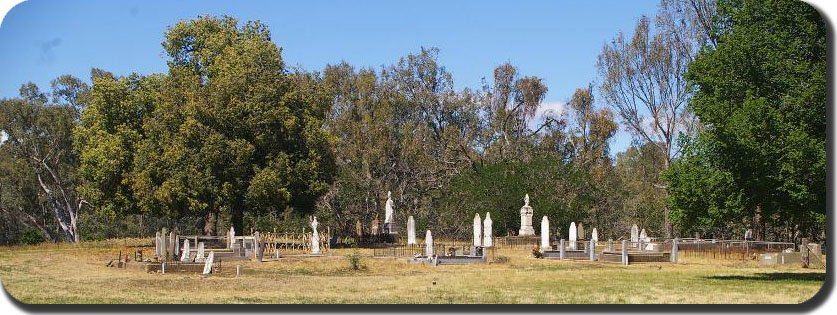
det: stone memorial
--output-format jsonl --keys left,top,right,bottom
{"left": 559, "top": 239, "right": 566, "bottom": 259}
{"left": 621, "top": 240, "right": 629, "bottom": 265}
{"left": 169, "top": 231, "right": 177, "bottom": 257}
{"left": 483, "top": 212, "right": 493, "bottom": 247}
{"left": 355, "top": 219, "right": 363, "bottom": 237}
{"left": 540, "top": 216, "right": 550, "bottom": 250}
{"left": 195, "top": 242, "right": 206, "bottom": 263}
{"left": 202, "top": 251, "right": 214, "bottom": 275}
{"left": 589, "top": 239, "right": 596, "bottom": 261}
{"left": 630, "top": 224, "right": 639, "bottom": 245}
{"left": 310, "top": 216, "right": 322, "bottom": 256}
{"left": 569, "top": 222, "right": 578, "bottom": 250}
{"left": 371, "top": 215, "right": 380, "bottom": 236}
{"left": 425, "top": 230, "right": 433, "bottom": 257}
{"left": 383, "top": 191, "right": 397, "bottom": 234}
{"left": 473, "top": 213, "right": 482, "bottom": 247}
{"left": 407, "top": 216, "right": 417, "bottom": 245}
{"left": 577, "top": 223, "right": 585, "bottom": 240}
{"left": 518, "top": 194, "right": 535, "bottom": 236}
{"left": 228, "top": 226, "right": 236, "bottom": 248}
{"left": 745, "top": 229, "right": 754, "bottom": 241}
{"left": 591, "top": 228, "right": 599, "bottom": 243}
{"left": 639, "top": 229, "right": 648, "bottom": 243}
{"left": 180, "top": 239, "right": 191, "bottom": 262}
{"left": 161, "top": 228, "right": 168, "bottom": 260}
{"left": 155, "top": 232, "right": 162, "bottom": 257}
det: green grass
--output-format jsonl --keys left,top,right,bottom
{"left": 0, "top": 240, "right": 825, "bottom": 304}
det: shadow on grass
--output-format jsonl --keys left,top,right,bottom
{"left": 707, "top": 272, "right": 826, "bottom": 282}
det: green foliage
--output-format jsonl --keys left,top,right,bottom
{"left": 344, "top": 250, "right": 365, "bottom": 271}
{"left": 20, "top": 227, "right": 45, "bottom": 245}
{"left": 678, "top": 0, "right": 826, "bottom": 240}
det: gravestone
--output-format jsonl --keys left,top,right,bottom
{"left": 355, "top": 219, "right": 363, "bottom": 237}
{"left": 577, "top": 223, "right": 585, "bottom": 240}
{"left": 371, "top": 215, "right": 380, "bottom": 236}
{"left": 155, "top": 232, "right": 162, "bottom": 257}
{"left": 589, "top": 239, "right": 596, "bottom": 261}
{"left": 473, "top": 213, "right": 482, "bottom": 247}
{"left": 254, "top": 231, "right": 262, "bottom": 261}
{"left": 169, "top": 231, "right": 176, "bottom": 259}
{"left": 621, "top": 240, "right": 628, "bottom": 265}
{"left": 180, "top": 239, "right": 191, "bottom": 262}
{"left": 202, "top": 251, "right": 214, "bottom": 275}
{"left": 161, "top": 228, "right": 168, "bottom": 260}
{"left": 425, "top": 230, "right": 433, "bottom": 257}
{"left": 559, "top": 239, "right": 566, "bottom": 259}
{"left": 630, "top": 224, "right": 639, "bottom": 245}
{"left": 540, "top": 216, "right": 550, "bottom": 249}
{"left": 639, "top": 229, "right": 648, "bottom": 243}
{"left": 591, "top": 228, "right": 599, "bottom": 243}
{"left": 483, "top": 212, "right": 494, "bottom": 247}
{"left": 407, "top": 216, "right": 417, "bottom": 245}
{"left": 608, "top": 238, "right": 614, "bottom": 252}
{"left": 310, "top": 216, "right": 321, "bottom": 256}
{"left": 671, "top": 238, "right": 679, "bottom": 263}
{"left": 195, "top": 242, "right": 206, "bottom": 263}
{"left": 228, "top": 226, "right": 236, "bottom": 248}
{"left": 383, "top": 191, "right": 397, "bottom": 234}
{"left": 569, "top": 222, "right": 578, "bottom": 250}
{"left": 745, "top": 229, "right": 754, "bottom": 241}
{"left": 518, "top": 194, "right": 535, "bottom": 236}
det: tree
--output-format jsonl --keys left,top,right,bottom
{"left": 597, "top": 0, "right": 713, "bottom": 236}
{"left": 683, "top": 0, "right": 826, "bottom": 241}
{"left": 0, "top": 79, "right": 89, "bottom": 242}
{"left": 77, "top": 16, "right": 336, "bottom": 235}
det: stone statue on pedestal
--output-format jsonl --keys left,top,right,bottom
{"left": 519, "top": 194, "right": 535, "bottom": 236}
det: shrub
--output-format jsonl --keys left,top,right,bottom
{"left": 345, "top": 249, "right": 366, "bottom": 271}
{"left": 532, "top": 247, "right": 543, "bottom": 259}
{"left": 493, "top": 255, "right": 511, "bottom": 264}
{"left": 20, "top": 227, "right": 45, "bottom": 245}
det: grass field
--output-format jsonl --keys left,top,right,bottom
{"left": 0, "top": 240, "right": 826, "bottom": 304}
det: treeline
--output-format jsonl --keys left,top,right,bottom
{"left": 0, "top": 0, "right": 825, "bottom": 245}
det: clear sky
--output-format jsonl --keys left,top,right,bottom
{"left": 0, "top": 0, "right": 660, "bottom": 154}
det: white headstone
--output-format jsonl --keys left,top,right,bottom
{"left": 195, "top": 242, "right": 206, "bottom": 262}
{"left": 569, "top": 222, "right": 578, "bottom": 250}
{"left": 229, "top": 226, "right": 236, "bottom": 248}
{"left": 745, "top": 229, "right": 754, "bottom": 240}
{"left": 540, "top": 216, "right": 550, "bottom": 249}
{"left": 591, "top": 228, "right": 599, "bottom": 242}
{"left": 639, "top": 229, "right": 648, "bottom": 243}
{"left": 202, "top": 251, "right": 215, "bottom": 274}
{"left": 384, "top": 191, "right": 394, "bottom": 224}
{"left": 425, "top": 230, "right": 433, "bottom": 257}
{"left": 407, "top": 216, "right": 416, "bottom": 245}
{"left": 180, "top": 239, "right": 191, "bottom": 262}
{"left": 155, "top": 232, "right": 162, "bottom": 256}
{"left": 483, "top": 212, "right": 493, "bottom": 248}
{"left": 310, "top": 216, "right": 321, "bottom": 255}
{"left": 473, "top": 213, "right": 482, "bottom": 247}
{"left": 518, "top": 194, "right": 535, "bottom": 236}
{"left": 578, "top": 223, "right": 585, "bottom": 240}
{"left": 630, "top": 224, "right": 639, "bottom": 243}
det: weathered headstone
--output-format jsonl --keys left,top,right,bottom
{"left": 671, "top": 238, "right": 679, "bottom": 263}
{"left": 559, "top": 239, "right": 566, "bottom": 259}
{"left": 569, "top": 222, "right": 578, "bottom": 250}
{"left": 518, "top": 194, "right": 535, "bottom": 236}
{"left": 577, "top": 223, "right": 585, "bottom": 240}
{"left": 540, "top": 216, "right": 550, "bottom": 250}
{"left": 425, "top": 230, "right": 433, "bottom": 257}
{"left": 228, "top": 226, "right": 236, "bottom": 249}
{"left": 483, "top": 212, "right": 493, "bottom": 248}
{"left": 621, "top": 240, "right": 628, "bottom": 265}
{"left": 202, "top": 251, "right": 215, "bottom": 275}
{"left": 745, "top": 229, "right": 754, "bottom": 241}
{"left": 169, "top": 231, "right": 176, "bottom": 259}
{"left": 473, "top": 213, "right": 482, "bottom": 247}
{"left": 608, "top": 238, "right": 614, "bottom": 252}
{"left": 639, "top": 229, "right": 648, "bottom": 243}
{"left": 155, "top": 232, "right": 162, "bottom": 257}
{"left": 180, "top": 239, "right": 191, "bottom": 262}
{"left": 254, "top": 231, "right": 262, "bottom": 261}
{"left": 310, "top": 216, "right": 321, "bottom": 256}
{"left": 591, "top": 228, "right": 599, "bottom": 243}
{"left": 371, "top": 215, "right": 380, "bottom": 236}
{"left": 195, "top": 242, "right": 206, "bottom": 263}
{"left": 630, "top": 224, "right": 639, "bottom": 245}
{"left": 161, "top": 228, "right": 168, "bottom": 260}
{"left": 407, "top": 216, "right": 417, "bottom": 245}
{"left": 589, "top": 239, "right": 596, "bottom": 261}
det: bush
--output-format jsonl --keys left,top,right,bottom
{"left": 532, "top": 247, "right": 543, "bottom": 259}
{"left": 345, "top": 249, "right": 366, "bottom": 271}
{"left": 20, "top": 227, "right": 45, "bottom": 245}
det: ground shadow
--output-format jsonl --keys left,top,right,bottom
{"left": 706, "top": 272, "right": 826, "bottom": 282}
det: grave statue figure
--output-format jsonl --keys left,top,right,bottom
{"left": 518, "top": 194, "right": 535, "bottom": 236}
{"left": 310, "top": 216, "right": 321, "bottom": 256}
{"left": 384, "top": 191, "right": 394, "bottom": 224}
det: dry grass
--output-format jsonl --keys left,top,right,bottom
{"left": 0, "top": 240, "right": 825, "bottom": 304}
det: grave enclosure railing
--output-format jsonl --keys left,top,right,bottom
{"left": 259, "top": 230, "right": 331, "bottom": 257}
{"left": 371, "top": 239, "right": 496, "bottom": 260}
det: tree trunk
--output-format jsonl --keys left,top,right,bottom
{"left": 232, "top": 203, "right": 244, "bottom": 236}
{"left": 203, "top": 209, "right": 218, "bottom": 236}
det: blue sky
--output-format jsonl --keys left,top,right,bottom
{"left": 0, "top": 0, "right": 660, "bottom": 153}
